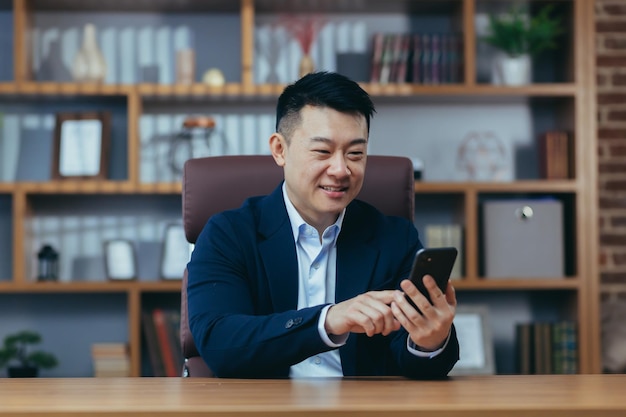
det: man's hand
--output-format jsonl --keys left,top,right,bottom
{"left": 391, "top": 275, "right": 456, "bottom": 351}
{"left": 325, "top": 291, "right": 401, "bottom": 337}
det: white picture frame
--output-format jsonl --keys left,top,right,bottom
{"left": 160, "top": 224, "right": 193, "bottom": 280}
{"left": 104, "top": 239, "right": 137, "bottom": 281}
{"left": 449, "top": 304, "right": 496, "bottom": 376}
{"left": 52, "top": 112, "right": 111, "bottom": 180}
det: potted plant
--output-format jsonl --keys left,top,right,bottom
{"left": 482, "top": 4, "right": 564, "bottom": 85}
{"left": 0, "top": 330, "right": 58, "bottom": 377}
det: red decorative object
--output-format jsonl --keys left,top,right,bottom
{"left": 279, "top": 14, "right": 327, "bottom": 77}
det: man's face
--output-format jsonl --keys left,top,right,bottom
{"left": 271, "top": 105, "right": 368, "bottom": 231}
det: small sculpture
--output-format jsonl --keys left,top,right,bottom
{"left": 72, "top": 23, "right": 107, "bottom": 83}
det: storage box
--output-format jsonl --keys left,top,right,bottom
{"left": 482, "top": 199, "right": 564, "bottom": 278}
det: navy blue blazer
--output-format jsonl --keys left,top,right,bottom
{"left": 187, "top": 183, "right": 459, "bottom": 378}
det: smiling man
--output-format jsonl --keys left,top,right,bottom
{"left": 187, "top": 71, "right": 459, "bottom": 379}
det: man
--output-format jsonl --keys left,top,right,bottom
{"left": 187, "top": 71, "right": 459, "bottom": 378}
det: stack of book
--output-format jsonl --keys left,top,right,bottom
{"left": 141, "top": 308, "right": 183, "bottom": 377}
{"left": 370, "top": 32, "right": 462, "bottom": 85}
{"left": 516, "top": 321, "right": 577, "bottom": 374}
{"left": 424, "top": 224, "right": 463, "bottom": 279}
{"left": 91, "top": 343, "right": 130, "bottom": 377}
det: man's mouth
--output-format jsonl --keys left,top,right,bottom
{"left": 321, "top": 186, "right": 347, "bottom": 192}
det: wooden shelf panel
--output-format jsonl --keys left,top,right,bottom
{"left": 454, "top": 278, "right": 582, "bottom": 291}
{"left": 29, "top": 0, "right": 240, "bottom": 13}
{"left": 1, "top": 181, "right": 577, "bottom": 195}
{"left": 415, "top": 181, "right": 578, "bottom": 194}
{"left": 0, "top": 280, "right": 182, "bottom": 293}
{"left": 0, "top": 82, "right": 579, "bottom": 99}
{"left": 0, "top": 278, "right": 576, "bottom": 293}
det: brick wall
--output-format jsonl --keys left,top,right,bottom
{"left": 596, "top": 0, "right": 626, "bottom": 371}
{"left": 597, "top": 1, "right": 626, "bottom": 297}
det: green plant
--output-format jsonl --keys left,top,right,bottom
{"left": 482, "top": 5, "right": 564, "bottom": 57}
{"left": 0, "top": 331, "right": 58, "bottom": 370}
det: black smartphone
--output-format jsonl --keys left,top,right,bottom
{"left": 406, "top": 247, "right": 458, "bottom": 305}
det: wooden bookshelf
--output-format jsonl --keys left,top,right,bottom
{"left": 0, "top": 0, "right": 598, "bottom": 377}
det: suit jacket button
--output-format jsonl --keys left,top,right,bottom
{"left": 285, "top": 319, "right": 294, "bottom": 328}
{"left": 293, "top": 317, "right": 302, "bottom": 325}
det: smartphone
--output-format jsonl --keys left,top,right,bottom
{"left": 406, "top": 247, "right": 458, "bottom": 305}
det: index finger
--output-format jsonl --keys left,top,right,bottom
{"left": 365, "top": 290, "right": 397, "bottom": 305}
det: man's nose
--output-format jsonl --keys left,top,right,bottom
{"left": 328, "top": 155, "right": 351, "bottom": 177}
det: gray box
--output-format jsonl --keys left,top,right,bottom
{"left": 482, "top": 199, "right": 564, "bottom": 278}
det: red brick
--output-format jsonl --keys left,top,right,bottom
{"left": 598, "top": 93, "right": 626, "bottom": 105}
{"left": 611, "top": 216, "right": 626, "bottom": 227}
{"left": 600, "top": 233, "right": 626, "bottom": 247}
{"left": 605, "top": 37, "right": 626, "bottom": 50}
{"left": 597, "top": 56, "right": 626, "bottom": 68}
{"left": 601, "top": 272, "right": 626, "bottom": 283}
{"left": 607, "top": 110, "right": 626, "bottom": 121}
{"left": 602, "top": 4, "right": 626, "bottom": 15}
{"left": 598, "top": 127, "right": 626, "bottom": 139}
{"left": 605, "top": 180, "right": 626, "bottom": 191}
{"left": 600, "top": 250, "right": 608, "bottom": 266}
{"left": 608, "top": 144, "right": 626, "bottom": 156}
{"left": 613, "top": 253, "right": 626, "bottom": 264}
{"left": 599, "top": 163, "right": 626, "bottom": 174}
{"left": 612, "top": 73, "right": 626, "bottom": 85}
{"left": 597, "top": 21, "right": 626, "bottom": 33}
{"left": 599, "top": 196, "right": 626, "bottom": 208}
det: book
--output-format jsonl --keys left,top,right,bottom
{"left": 425, "top": 224, "right": 463, "bottom": 279}
{"left": 152, "top": 308, "right": 179, "bottom": 377}
{"left": 91, "top": 342, "right": 130, "bottom": 377}
{"left": 142, "top": 311, "right": 165, "bottom": 376}
{"left": 516, "top": 323, "right": 534, "bottom": 375}
{"left": 539, "top": 131, "right": 572, "bottom": 179}
{"left": 369, "top": 32, "right": 385, "bottom": 83}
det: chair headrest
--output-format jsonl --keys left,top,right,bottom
{"left": 182, "top": 155, "right": 415, "bottom": 243}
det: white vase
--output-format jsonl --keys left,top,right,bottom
{"left": 72, "top": 23, "right": 107, "bottom": 83}
{"left": 492, "top": 53, "right": 531, "bottom": 86}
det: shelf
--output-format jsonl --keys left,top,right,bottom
{"left": 2, "top": 182, "right": 182, "bottom": 194}
{"left": 415, "top": 181, "right": 579, "bottom": 193}
{"left": 454, "top": 278, "right": 582, "bottom": 291}
{"left": 0, "top": 280, "right": 181, "bottom": 293}
{"left": 0, "top": 82, "right": 579, "bottom": 100}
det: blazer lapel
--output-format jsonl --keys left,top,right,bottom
{"left": 258, "top": 185, "right": 299, "bottom": 312}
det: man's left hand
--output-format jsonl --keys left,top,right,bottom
{"left": 390, "top": 276, "right": 456, "bottom": 351}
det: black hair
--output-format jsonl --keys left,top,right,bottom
{"left": 275, "top": 71, "right": 376, "bottom": 140}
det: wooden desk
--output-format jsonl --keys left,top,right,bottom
{"left": 0, "top": 375, "right": 624, "bottom": 417}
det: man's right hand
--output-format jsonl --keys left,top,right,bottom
{"left": 324, "top": 291, "right": 401, "bottom": 337}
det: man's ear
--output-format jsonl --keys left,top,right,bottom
{"left": 269, "top": 132, "right": 287, "bottom": 167}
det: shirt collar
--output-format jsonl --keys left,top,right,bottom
{"left": 282, "top": 182, "right": 345, "bottom": 242}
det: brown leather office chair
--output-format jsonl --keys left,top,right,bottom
{"left": 180, "top": 154, "right": 415, "bottom": 377}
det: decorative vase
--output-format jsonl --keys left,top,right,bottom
{"left": 492, "top": 53, "right": 531, "bottom": 86}
{"left": 72, "top": 23, "right": 107, "bottom": 83}
{"left": 299, "top": 54, "right": 315, "bottom": 79}
{"left": 8, "top": 366, "right": 38, "bottom": 378}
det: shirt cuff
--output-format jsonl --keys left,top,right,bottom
{"left": 406, "top": 330, "right": 451, "bottom": 359}
{"left": 318, "top": 304, "right": 349, "bottom": 347}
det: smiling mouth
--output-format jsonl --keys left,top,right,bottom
{"left": 321, "top": 186, "right": 347, "bottom": 192}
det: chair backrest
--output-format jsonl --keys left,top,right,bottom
{"left": 180, "top": 154, "right": 415, "bottom": 377}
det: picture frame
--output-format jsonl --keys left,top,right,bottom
{"left": 449, "top": 304, "right": 496, "bottom": 376}
{"left": 104, "top": 239, "right": 137, "bottom": 281}
{"left": 160, "top": 224, "right": 193, "bottom": 280}
{"left": 52, "top": 111, "right": 111, "bottom": 180}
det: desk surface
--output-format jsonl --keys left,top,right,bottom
{"left": 0, "top": 375, "right": 625, "bottom": 417}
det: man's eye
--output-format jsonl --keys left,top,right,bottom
{"left": 314, "top": 149, "right": 330, "bottom": 154}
